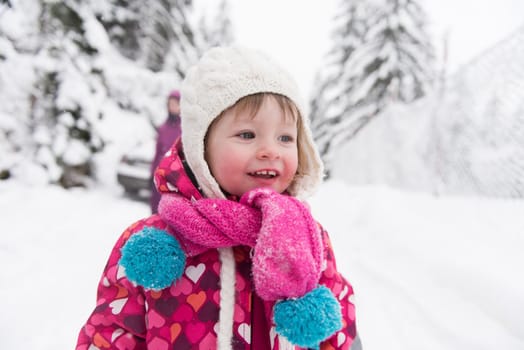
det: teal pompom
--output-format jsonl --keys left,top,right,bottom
{"left": 119, "top": 226, "right": 186, "bottom": 290}
{"left": 273, "top": 285, "right": 342, "bottom": 349}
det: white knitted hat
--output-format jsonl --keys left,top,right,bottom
{"left": 180, "top": 46, "right": 324, "bottom": 199}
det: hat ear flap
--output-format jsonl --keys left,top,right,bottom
{"left": 288, "top": 116, "right": 324, "bottom": 199}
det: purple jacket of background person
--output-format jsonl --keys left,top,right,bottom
{"left": 150, "top": 90, "right": 181, "bottom": 213}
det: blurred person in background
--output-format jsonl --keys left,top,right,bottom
{"left": 150, "top": 89, "right": 181, "bottom": 213}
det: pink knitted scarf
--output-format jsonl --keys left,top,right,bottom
{"left": 158, "top": 188, "right": 323, "bottom": 301}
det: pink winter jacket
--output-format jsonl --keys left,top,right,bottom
{"left": 76, "top": 141, "right": 357, "bottom": 350}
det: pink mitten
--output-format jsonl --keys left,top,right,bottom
{"left": 240, "top": 188, "right": 323, "bottom": 300}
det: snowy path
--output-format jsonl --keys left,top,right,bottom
{"left": 310, "top": 181, "right": 524, "bottom": 350}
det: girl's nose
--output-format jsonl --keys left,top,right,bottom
{"left": 256, "top": 141, "right": 280, "bottom": 160}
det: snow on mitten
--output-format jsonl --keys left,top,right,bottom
{"left": 240, "top": 188, "right": 323, "bottom": 300}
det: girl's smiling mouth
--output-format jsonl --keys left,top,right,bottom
{"left": 249, "top": 170, "right": 278, "bottom": 178}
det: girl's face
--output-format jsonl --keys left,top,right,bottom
{"left": 205, "top": 95, "right": 299, "bottom": 197}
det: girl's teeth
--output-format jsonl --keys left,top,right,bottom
{"left": 256, "top": 170, "right": 275, "bottom": 176}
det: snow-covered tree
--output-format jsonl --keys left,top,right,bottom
{"left": 93, "top": 0, "right": 202, "bottom": 78}
{"left": 30, "top": 0, "right": 106, "bottom": 187}
{"left": 309, "top": 0, "right": 371, "bottom": 171}
{"left": 311, "top": 0, "right": 435, "bottom": 172}
{"left": 0, "top": 0, "right": 220, "bottom": 187}
{"left": 198, "top": 0, "right": 234, "bottom": 48}
{"left": 142, "top": 0, "right": 203, "bottom": 75}
{"left": 91, "top": 0, "right": 142, "bottom": 61}
{"left": 330, "top": 24, "right": 524, "bottom": 198}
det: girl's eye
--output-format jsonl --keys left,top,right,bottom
{"left": 238, "top": 131, "right": 255, "bottom": 139}
{"left": 279, "top": 135, "right": 294, "bottom": 143}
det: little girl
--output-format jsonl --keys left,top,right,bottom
{"left": 76, "top": 46, "right": 358, "bottom": 350}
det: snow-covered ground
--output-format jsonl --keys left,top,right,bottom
{"left": 1, "top": 179, "right": 523, "bottom": 349}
